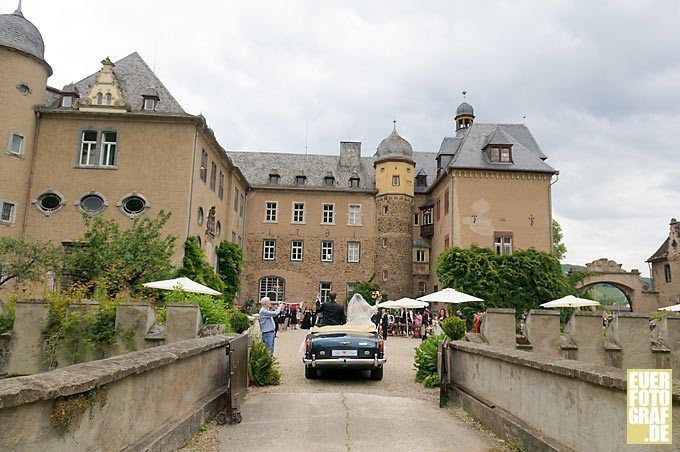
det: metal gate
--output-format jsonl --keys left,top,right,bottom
{"left": 217, "top": 333, "right": 249, "bottom": 424}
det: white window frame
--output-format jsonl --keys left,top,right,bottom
{"left": 263, "top": 239, "right": 276, "bottom": 260}
{"left": 100, "top": 131, "right": 117, "bottom": 166}
{"left": 494, "top": 234, "right": 513, "bottom": 255}
{"left": 260, "top": 276, "right": 285, "bottom": 302}
{"left": 347, "top": 241, "right": 360, "bottom": 263}
{"left": 61, "top": 95, "right": 73, "bottom": 108}
{"left": 264, "top": 201, "right": 278, "bottom": 223}
{"left": 290, "top": 240, "right": 304, "bottom": 261}
{"left": 382, "top": 269, "right": 388, "bottom": 282}
{"left": 292, "top": 202, "right": 306, "bottom": 224}
{"left": 382, "top": 238, "right": 388, "bottom": 248}
{"left": 321, "top": 240, "right": 334, "bottom": 262}
{"left": 144, "top": 98, "right": 156, "bottom": 111}
{"left": 79, "top": 130, "right": 98, "bottom": 166}
{"left": 415, "top": 249, "right": 426, "bottom": 263}
{"left": 320, "top": 282, "right": 332, "bottom": 302}
{"left": 347, "top": 204, "right": 362, "bottom": 226}
{"left": 423, "top": 209, "right": 432, "bottom": 225}
{"left": 0, "top": 200, "right": 16, "bottom": 224}
{"left": 322, "top": 203, "right": 335, "bottom": 224}
{"left": 8, "top": 133, "right": 24, "bottom": 156}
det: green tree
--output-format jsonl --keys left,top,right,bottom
{"left": 216, "top": 241, "right": 243, "bottom": 304}
{"left": 65, "top": 211, "right": 175, "bottom": 294}
{"left": 552, "top": 219, "right": 567, "bottom": 261}
{"left": 177, "top": 236, "right": 224, "bottom": 292}
{"left": 0, "top": 237, "right": 61, "bottom": 289}
{"left": 345, "top": 276, "right": 387, "bottom": 305}
{"left": 436, "top": 246, "right": 575, "bottom": 321}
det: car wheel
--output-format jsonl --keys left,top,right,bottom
{"left": 305, "top": 366, "right": 317, "bottom": 379}
{"left": 370, "top": 367, "right": 383, "bottom": 381}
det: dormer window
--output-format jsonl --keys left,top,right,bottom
{"left": 416, "top": 174, "right": 427, "bottom": 187}
{"left": 349, "top": 177, "right": 360, "bottom": 188}
{"left": 488, "top": 145, "right": 512, "bottom": 163}
{"left": 105, "top": 93, "right": 112, "bottom": 105}
{"left": 269, "top": 174, "right": 280, "bottom": 185}
{"left": 295, "top": 176, "right": 306, "bottom": 186}
{"left": 96, "top": 93, "right": 103, "bottom": 105}
{"left": 324, "top": 176, "right": 335, "bottom": 188}
{"left": 61, "top": 95, "right": 74, "bottom": 108}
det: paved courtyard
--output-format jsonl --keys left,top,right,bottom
{"left": 184, "top": 329, "right": 500, "bottom": 451}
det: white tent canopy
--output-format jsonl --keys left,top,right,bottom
{"left": 377, "top": 297, "right": 429, "bottom": 309}
{"left": 142, "top": 277, "right": 222, "bottom": 295}
{"left": 658, "top": 304, "right": 680, "bottom": 312}
{"left": 417, "top": 288, "right": 483, "bottom": 304}
{"left": 540, "top": 295, "right": 599, "bottom": 308}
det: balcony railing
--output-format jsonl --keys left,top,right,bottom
{"left": 420, "top": 223, "right": 434, "bottom": 237}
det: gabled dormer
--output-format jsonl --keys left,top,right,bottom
{"left": 483, "top": 127, "right": 514, "bottom": 164}
{"left": 79, "top": 57, "right": 128, "bottom": 113}
{"left": 60, "top": 83, "right": 79, "bottom": 108}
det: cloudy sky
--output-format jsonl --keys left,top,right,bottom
{"left": 11, "top": 0, "right": 680, "bottom": 275}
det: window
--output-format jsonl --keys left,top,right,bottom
{"left": 494, "top": 232, "right": 513, "bottom": 255}
{"left": 291, "top": 240, "right": 303, "bottom": 261}
{"left": 348, "top": 204, "right": 361, "bottom": 225}
{"left": 200, "top": 149, "right": 208, "bottom": 182}
{"left": 100, "top": 131, "right": 117, "bottom": 166}
{"left": 295, "top": 176, "right": 306, "bottom": 186}
{"left": 105, "top": 93, "right": 112, "bottom": 106}
{"left": 269, "top": 174, "right": 280, "bottom": 185}
{"left": 435, "top": 200, "right": 441, "bottom": 221}
{"left": 416, "top": 249, "right": 426, "bottom": 263}
{"left": 324, "top": 176, "right": 335, "bottom": 188}
{"left": 382, "top": 238, "right": 388, "bottom": 248}
{"left": 210, "top": 162, "right": 217, "bottom": 191}
{"left": 382, "top": 270, "right": 388, "bottom": 282}
{"left": 36, "top": 192, "right": 63, "bottom": 213}
{"left": 231, "top": 231, "right": 236, "bottom": 242}
{"left": 259, "top": 277, "right": 285, "bottom": 302}
{"left": 322, "top": 204, "right": 335, "bottom": 224}
{"left": 347, "top": 283, "right": 357, "bottom": 295}
{"left": 8, "top": 133, "right": 24, "bottom": 156}
{"left": 233, "top": 188, "right": 239, "bottom": 212}
{"left": 62, "top": 96, "right": 73, "bottom": 108}
{"left": 219, "top": 172, "right": 225, "bottom": 200}
{"left": 489, "top": 146, "right": 512, "bottom": 163}
{"left": 80, "top": 130, "right": 98, "bottom": 166}
{"left": 17, "top": 83, "right": 30, "bottom": 95}
{"left": 321, "top": 241, "right": 334, "bottom": 262}
{"left": 79, "top": 194, "right": 105, "bottom": 215}
{"left": 444, "top": 234, "right": 450, "bottom": 250}
{"left": 392, "top": 175, "right": 400, "bottom": 186}
{"left": 347, "top": 242, "right": 360, "bottom": 263}
{"left": 414, "top": 213, "right": 420, "bottom": 226}
{"left": 292, "top": 202, "right": 305, "bottom": 223}
{"left": 216, "top": 221, "right": 221, "bottom": 237}
{"left": 263, "top": 239, "right": 276, "bottom": 260}
{"left": 444, "top": 189, "right": 450, "bottom": 215}
{"left": 416, "top": 174, "right": 427, "bottom": 187}
{"left": 265, "top": 201, "right": 278, "bottom": 222}
{"left": 319, "top": 283, "right": 332, "bottom": 302}
{"left": 239, "top": 194, "right": 245, "bottom": 217}
{"left": 418, "top": 281, "right": 427, "bottom": 296}
{"left": 197, "top": 206, "right": 204, "bottom": 225}
{"left": 423, "top": 209, "right": 432, "bottom": 225}
{"left": 349, "top": 177, "right": 360, "bottom": 188}
{"left": 120, "top": 195, "right": 147, "bottom": 216}
{"left": 1, "top": 201, "right": 15, "bottom": 223}
{"left": 383, "top": 205, "right": 388, "bottom": 214}
{"left": 143, "top": 98, "right": 156, "bottom": 111}
{"left": 665, "top": 264, "right": 672, "bottom": 283}
{"left": 197, "top": 235, "right": 201, "bottom": 247}
{"left": 96, "top": 93, "right": 103, "bottom": 105}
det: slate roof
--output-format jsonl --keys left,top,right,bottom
{"left": 412, "top": 151, "right": 437, "bottom": 193}
{"left": 442, "top": 123, "right": 555, "bottom": 174}
{"left": 0, "top": 9, "right": 52, "bottom": 75}
{"left": 46, "top": 52, "right": 186, "bottom": 114}
{"left": 647, "top": 238, "right": 669, "bottom": 262}
{"left": 456, "top": 101, "right": 474, "bottom": 116}
{"left": 375, "top": 127, "right": 413, "bottom": 163}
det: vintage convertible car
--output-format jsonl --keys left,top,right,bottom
{"left": 302, "top": 324, "right": 386, "bottom": 380}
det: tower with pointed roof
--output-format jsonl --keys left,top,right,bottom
{"left": 0, "top": 1, "right": 52, "bottom": 236}
{"left": 373, "top": 122, "right": 416, "bottom": 298}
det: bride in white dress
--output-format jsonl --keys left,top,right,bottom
{"left": 345, "top": 293, "right": 378, "bottom": 327}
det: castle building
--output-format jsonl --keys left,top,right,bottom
{"left": 1, "top": 5, "right": 557, "bottom": 304}
{"left": 647, "top": 219, "right": 680, "bottom": 306}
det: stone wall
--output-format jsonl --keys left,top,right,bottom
{"left": 375, "top": 193, "right": 414, "bottom": 299}
{"left": 0, "top": 335, "right": 242, "bottom": 451}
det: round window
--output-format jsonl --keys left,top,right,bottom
{"left": 122, "top": 196, "right": 146, "bottom": 215}
{"left": 197, "top": 207, "right": 204, "bottom": 225}
{"left": 17, "top": 83, "right": 30, "bottom": 95}
{"left": 216, "top": 221, "right": 221, "bottom": 237}
{"left": 37, "top": 193, "right": 62, "bottom": 212}
{"left": 80, "top": 194, "right": 105, "bottom": 213}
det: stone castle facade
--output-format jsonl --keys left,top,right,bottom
{"left": 1, "top": 5, "right": 561, "bottom": 305}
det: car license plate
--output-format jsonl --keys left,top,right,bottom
{"left": 332, "top": 349, "right": 358, "bottom": 357}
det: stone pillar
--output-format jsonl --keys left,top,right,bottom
{"left": 524, "top": 309, "right": 561, "bottom": 357}
{"left": 113, "top": 302, "right": 156, "bottom": 354}
{"left": 165, "top": 303, "right": 203, "bottom": 344}
{"left": 565, "top": 312, "right": 607, "bottom": 366}
{"left": 6, "top": 299, "right": 49, "bottom": 375}
{"left": 605, "top": 312, "right": 655, "bottom": 369}
{"left": 480, "top": 308, "right": 516, "bottom": 349}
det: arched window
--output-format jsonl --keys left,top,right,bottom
{"left": 259, "top": 276, "right": 285, "bottom": 302}
{"left": 96, "top": 93, "right": 103, "bottom": 105}
{"left": 105, "top": 93, "right": 112, "bottom": 105}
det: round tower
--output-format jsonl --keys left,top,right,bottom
{"left": 0, "top": 2, "right": 51, "bottom": 235}
{"left": 373, "top": 122, "right": 415, "bottom": 299}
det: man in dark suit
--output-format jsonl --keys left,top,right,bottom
{"left": 380, "top": 309, "right": 390, "bottom": 341}
{"left": 317, "top": 292, "right": 346, "bottom": 326}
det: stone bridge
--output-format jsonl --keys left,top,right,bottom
{"left": 573, "top": 258, "right": 660, "bottom": 313}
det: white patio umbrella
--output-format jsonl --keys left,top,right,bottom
{"left": 417, "top": 288, "right": 483, "bottom": 304}
{"left": 142, "top": 277, "right": 222, "bottom": 295}
{"left": 377, "top": 298, "right": 429, "bottom": 309}
{"left": 540, "top": 295, "right": 599, "bottom": 308}
{"left": 658, "top": 304, "right": 680, "bottom": 312}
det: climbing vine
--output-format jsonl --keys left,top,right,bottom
{"left": 50, "top": 387, "right": 108, "bottom": 432}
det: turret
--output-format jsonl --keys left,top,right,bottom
{"left": 455, "top": 91, "right": 474, "bottom": 131}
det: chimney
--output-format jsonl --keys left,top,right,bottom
{"left": 339, "top": 141, "right": 361, "bottom": 168}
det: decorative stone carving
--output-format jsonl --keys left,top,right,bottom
{"left": 205, "top": 206, "right": 216, "bottom": 240}
{"left": 79, "top": 57, "right": 129, "bottom": 112}
{"left": 585, "top": 258, "right": 625, "bottom": 273}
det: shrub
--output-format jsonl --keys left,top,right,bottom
{"left": 441, "top": 316, "right": 466, "bottom": 340}
{"left": 422, "top": 373, "right": 441, "bottom": 388}
{"left": 163, "top": 290, "right": 231, "bottom": 331}
{"left": 414, "top": 334, "right": 444, "bottom": 385}
{"left": 0, "top": 296, "right": 16, "bottom": 334}
{"left": 249, "top": 339, "right": 281, "bottom": 386}
{"left": 231, "top": 312, "right": 251, "bottom": 334}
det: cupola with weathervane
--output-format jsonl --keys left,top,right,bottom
{"left": 79, "top": 57, "right": 128, "bottom": 112}
{"left": 455, "top": 91, "right": 475, "bottom": 131}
